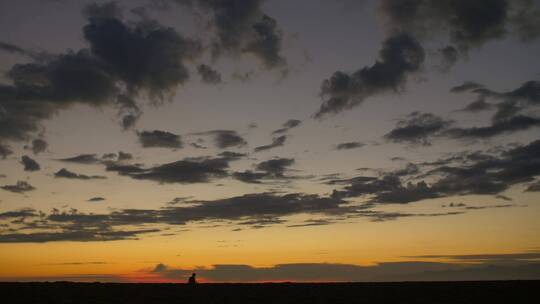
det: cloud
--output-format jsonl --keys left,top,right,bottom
{"left": 437, "top": 45, "right": 459, "bottom": 72}
{"left": 335, "top": 141, "right": 365, "bottom": 150}
{"left": 380, "top": 0, "right": 511, "bottom": 51}
{"left": 272, "top": 119, "right": 302, "bottom": 134}
{"left": 29, "top": 139, "right": 48, "bottom": 154}
{"left": 0, "top": 192, "right": 347, "bottom": 242}
{"left": 254, "top": 135, "right": 287, "bottom": 152}
{"left": 315, "top": 33, "right": 425, "bottom": 118}
{"left": 54, "top": 168, "right": 106, "bottom": 180}
{"left": 384, "top": 112, "right": 452, "bottom": 145}
{"left": 1, "top": 181, "right": 35, "bottom": 193}
{"left": 117, "top": 151, "right": 133, "bottom": 161}
{"left": 21, "top": 155, "right": 40, "bottom": 172}
{"left": 88, "top": 197, "right": 106, "bottom": 202}
{"left": 315, "top": 0, "right": 540, "bottom": 117}
{"left": 243, "top": 14, "right": 286, "bottom": 69}
{"left": 0, "top": 208, "right": 38, "bottom": 219}
{"left": 0, "top": 41, "right": 31, "bottom": 56}
{"left": 176, "top": 0, "right": 287, "bottom": 70}
{"left": 137, "top": 130, "right": 183, "bottom": 149}
{"left": 386, "top": 84, "right": 540, "bottom": 144}
{"left": 0, "top": 229, "right": 159, "bottom": 243}
{"left": 330, "top": 139, "right": 540, "bottom": 204}
{"left": 81, "top": 1, "right": 123, "bottom": 19}
{"left": 150, "top": 260, "right": 540, "bottom": 282}
{"left": 82, "top": 4, "right": 202, "bottom": 98}
{"left": 451, "top": 80, "right": 540, "bottom": 131}
{"left": 194, "top": 130, "right": 247, "bottom": 149}
{"left": 197, "top": 64, "right": 222, "bottom": 84}
{"left": 525, "top": 181, "right": 540, "bottom": 192}
{"left": 0, "top": 144, "right": 12, "bottom": 159}
{"left": 105, "top": 164, "right": 145, "bottom": 175}
{"left": 445, "top": 115, "right": 540, "bottom": 139}
{"left": 234, "top": 158, "right": 295, "bottom": 183}
{"left": 406, "top": 251, "right": 540, "bottom": 262}
{"left": 58, "top": 154, "right": 102, "bottom": 164}
{"left": 110, "top": 156, "right": 232, "bottom": 184}
{"left": 0, "top": 2, "right": 203, "bottom": 151}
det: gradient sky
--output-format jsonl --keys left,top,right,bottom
{"left": 1, "top": 0, "right": 540, "bottom": 282}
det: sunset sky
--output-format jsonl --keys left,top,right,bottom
{"left": 1, "top": 0, "right": 540, "bottom": 282}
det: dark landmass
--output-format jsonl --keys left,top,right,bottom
{"left": 1, "top": 281, "right": 538, "bottom": 304}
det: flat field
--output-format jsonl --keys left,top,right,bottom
{"left": 1, "top": 281, "right": 537, "bottom": 304}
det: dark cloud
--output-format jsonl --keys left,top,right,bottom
{"left": 445, "top": 115, "right": 540, "bottom": 139}
{"left": 385, "top": 112, "right": 452, "bottom": 145}
{"left": 106, "top": 163, "right": 145, "bottom": 175}
{"left": 0, "top": 2, "right": 203, "bottom": 151}
{"left": 194, "top": 130, "right": 247, "bottom": 149}
{"left": 437, "top": 45, "right": 459, "bottom": 71}
{"left": 137, "top": 130, "right": 183, "bottom": 149}
{"left": 451, "top": 81, "right": 485, "bottom": 93}
{"left": 234, "top": 158, "right": 295, "bottom": 184}
{"left": 459, "top": 98, "right": 493, "bottom": 112}
{"left": 29, "top": 139, "right": 48, "bottom": 155}
{"left": 0, "top": 144, "right": 13, "bottom": 159}
{"left": 316, "top": 0, "right": 540, "bottom": 117}
{"left": 243, "top": 14, "right": 286, "bottom": 69}
{"left": 0, "top": 229, "right": 159, "bottom": 243}
{"left": 54, "top": 168, "right": 106, "bottom": 180}
{"left": 117, "top": 151, "right": 133, "bottom": 161}
{"left": 82, "top": 1, "right": 123, "bottom": 19}
{"left": 150, "top": 260, "right": 540, "bottom": 282}
{"left": 197, "top": 64, "right": 222, "bottom": 84}
{"left": 451, "top": 80, "right": 540, "bottom": 131}
{"left": 0, "top": 208, "right": 38, "bottom": 219}
{"left": 21, "top": 155, "right": 40, "bottom": 172}
{"left": 82, "top": 4, "right": 202, "bottom": 99}
{"left": 272, "top": 119, "right": 302, "bottom": 134}
{"left": 407, "top": 251, "right": 540, "bottom": 262}
{"left": 330, "top": 139, "right": 540, "bottom": 204}
{"left": 335, "top": 141, "right": 365, "bottom": 150}
{"left": 217, "top": 151, "right": 247, "bottom": 160}
{"left": 110, "top": 156, "right": 231, "bottom": 184}
{"left": 233, "top": 171, "right": 268, "bottom": 184}
{"left": 525, "top": 181, "right": 540, "bottom": 192}
{"left": 0, "top": 192, "right": 346, "bottom": 242}
{"left": 315, "top": 33, "right": 425, "bottom": 118}
{"left": 380, "top": 0, "right": 511, "bottom": 51}
{"left": 0, "top": 41, "right": 29, "bottom": 56}
{"left": 510, "top": 0, "right": 540, "bottom": 42}
{"left": 0, "top": 41, "right": 48, "bottom": 61}
{"left": 254, "top": 135, "right": 286, "bottom": 152}
{"left": 88, "top": 197, "right": 106, "bottom": 202}
{"left": 1, "top": 181, "right": 35, "bottom": 193}
{"left": 256, "top": 158, "right": 295, "bottom": 176}
{"left": 176, "top": 0, "right": 287, "bottom": 70}
{"left": 58, "top": 154, "right": 102, "bottom": 164}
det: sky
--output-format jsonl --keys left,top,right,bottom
{"left": 0, "top": 0, "right": 540, "bottom": 283}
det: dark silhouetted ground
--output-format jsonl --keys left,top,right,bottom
{"left": 1, "top": 281, "right": 538, "bottom": 304}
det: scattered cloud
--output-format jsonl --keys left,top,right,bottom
{"left": 88, "top": 197, "right": 106, "bottom": 202}
{"left": 1, "top": 181, "right": 35, "bottom": 193}
{"left": 272, "top": 119, "right": 302, "bottom": 135}
{"left": 335, "top": 141, "right": 365, "bottom": 150}
{"left": 254, "top": 135, "right": 287, "bottom": 152}
{"left": 54, "top": 168, "right": 106, "bottom": 180}
{"left": 197, "top": 64, "right": 222, "bottom": 84}
{"left": 194, "top": 130, "right": 247, "bottom": 149}
{"left": 21, "top": 155, "right": 40, "bottom": 172}
{"left": 137, "top": 130, "right": 183, "bottom": 149}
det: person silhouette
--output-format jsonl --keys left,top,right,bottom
{"left": 188, "top": 273, "right": 197, "bottom": 284}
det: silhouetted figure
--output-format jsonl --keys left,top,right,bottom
{"left": 188, "top": 273, "right": 197, "bottom": 284}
